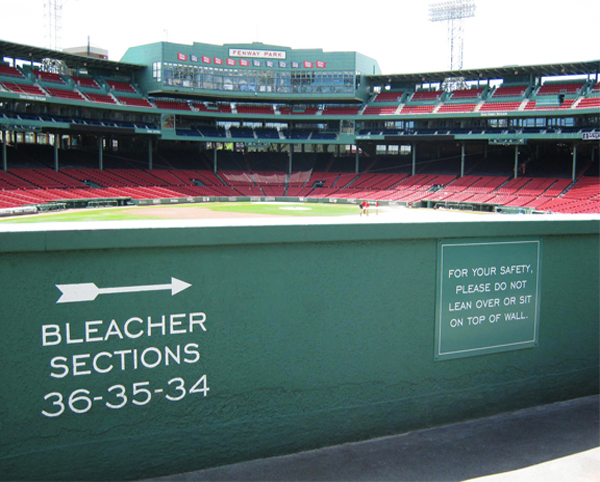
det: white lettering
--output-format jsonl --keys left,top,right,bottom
{"left": 42, "top": 325, "right": 61, "bottom": 346}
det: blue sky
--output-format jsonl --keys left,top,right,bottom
{"left": 1, "top": 0, "right": 598, "bottom": 75}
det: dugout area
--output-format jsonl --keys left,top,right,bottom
{"left": 0, "top": 214, "right": 598, "bottom": 481}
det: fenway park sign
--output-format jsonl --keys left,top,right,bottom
{"left": 228, "top": 48, "right": 286, "bottom": 59}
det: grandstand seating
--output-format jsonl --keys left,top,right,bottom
{"left": 372, "top": 91, "right": 403, "bottom": 102}
{"left": 236, "top": 104, "right": 274, "bottom": 115}
{"left": 576, "top": 97, "right": 600, "bottom": 109}
{"left": 492, "top": 85, "right": 528, "bottom": 97}
{"left": 479, "top": 101, "right": 521, "bottom": 112}
{"left": 116, "top": 96, "right": 154, "bottom": 108}
{"left": 83, "top": 92, "right": 117, "bottom": 104}
{"left": 400, "top": 105, "right": 436, "bottom": 114}
{"left": 537, "top": 82, "right": 584, "bottom": 95}
{"left": 0, "top": 65, "right": 25, "bottom": 78}
{"left": 450, "top": 88, "right": 484, "bottom": 99}
{"left": 33, "top": 70, "right": 65, "bottom": 84}
{"left": 0, "top": 165, "right": 595, "bottom": 214}
{"left": 106, "top": 80, "right": 137, "bottom": 93}
{"left": 1, "top": 82, "right": 45, "bottom": 96}
{"left": 0, "top": 53, "right": 598, "bottom": 216}
{"left": 153, "top": 99, "right": 192, "bottom": 110}
{"left": 193, "top": 102, "right": 232, "bottom": 113}
{"left": 45, "top": 87, "right": 86, "bottom": 101}
{"left": 362, "top": 106, "right": 398, "bottom": 115}
{"left": 71, "top": 75, "right": 101, "bottom": 89}
{"left": 322, "top": 106, "right": 361, "bottom": 115}
{"left": 411, "top": 90, "right": 442, "bottom": 101}
{"left": 437, "top": 103, "right": 476, "bottom": 113}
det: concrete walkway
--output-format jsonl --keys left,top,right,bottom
{"left": 147, "top": 395, "right": 599, "bottom": 482}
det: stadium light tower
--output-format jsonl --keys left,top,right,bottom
{"left": 429, "top": 0, "right": 476, "bottom": 90}
{"left": 44, "top": 0, "right": 64, "bottom": 51}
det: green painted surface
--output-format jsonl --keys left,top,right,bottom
{"left": 0, "top": 218, "right": 598, "bottom": 481}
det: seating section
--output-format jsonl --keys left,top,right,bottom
{"left": 236, "top": 104, "right": 274, "bottom": 115}
{"left": 492, "top": 85, "right": 528, "bottom": 97}
{"left": 71, "top": 76, "right": 101, "bottom": 89}
{"left": 576, "top": 97, "right": 600, "bottom": 109}
{"left": 116, "top": 96, "right": 154, "bottom": 108}
{"left": 450, "top": 88, "right": 484, "bottom": 99}
{"left": 437, "top": 103, "right": 476, "bottom": 113}
{"left": 153, "top": 99, "right": 192, "bottom": 110}
{"left": 106, "top": 80, "right": 137, "bottom": 93}
{"left": 0, "top": 65, "right": 25, "bottom": 78}
{"left": 362, "top": 106, "right": 398, "bottom": 115}
{"left": 322, "top": 106, "right": 361, "bottom": 115}
{"left": 83, "top": 92, "right": 117, "bottom": 104}
{"left": 0, "top": 166, "right": 597, "bottom": 214}
{"left": 537, "top": 83, "right": 584, "bottom": 95}
{"left": 33, "top": 70, "right": 65, "bottom": 84}
{"left": 1, "top": 82, "right": 45, "bottom": 96}
{"left": 372, "top": 91, "right": 403, "bottom": 102}
{"left": 46, "top": 87, "right": 86, "bottom": 101}
{"left": 479, "top": 101, "right": 521, "bottom": 112}
{"left": 411, "top": 90, "right": 442, "bottom": 101}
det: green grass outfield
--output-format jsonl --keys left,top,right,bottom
{"left": 0, "top": 202, "right": 364, "bottom": 223}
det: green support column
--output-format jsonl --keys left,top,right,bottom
{"left": 288, "top": 145, "right": 293, "bottom": 175}
{"left": 572, "top": 143, "right": 577, "bottom": 182}
{"left": 461, "top": 143, "right": 465, "bottom": 177}
{"left": 412, "top": 143, "right": 417, "bottom": 176}
{"left": 513, "top": 145, "right": 519, "bottom": 179}
{"left": 355, "top": 149, "right": 359, "bottom": 173}
{"left": 98, "top": 137, "right": 103, "bottom": 171}
{"left": 2, "top": 130, "right": 7, "bottom": 172}
{"left": 54, "top": 134, "right": 59, "bottom": 172}
{"left": 148, "top": 138, "right": 153, "bottom": 170}
{"left": 213, "top": 146, "right": 218, "bottom": 174}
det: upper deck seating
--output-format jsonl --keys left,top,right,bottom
{"left": 106, "top": 80, "right": 137, "bottom": 93}
{"left": 491, "top": 85, "right": 528, "bottom": 97}
{"left": 410, "top": 90, "right": 443, "bottom": 102}
{"left": 524, "top": 99, "right": 575, "bottom": 110}
{"left": 399, "top": 105, "right": 436, "bottom": 114}
{"left": 362, "top": 106, "right": 398, "bottom": 115}
{"left": 83, "top": 92, "right": 117, "bottom": 104}
{"left": 153, "top": 99, "right": 192, "bottom": 111}
{"left": 449, "top": 88, "right": 484, "bottom": 99}
{"left": 278, "top": 106, "right": 319, "bottom": 115}
{"left": 576, "top": 97, "right": 600, "bottom": 109}
{"left": 322, "top": 106, "right": 361, "bottom": 115}
{"left": 479, "top": 101, "right": 521, "bottom": 112}
{"left": 437, "top": 103, "right": 476, "bottom": 113}
{"left": 1, "top": 82, "right": 45, "bottom": 96}
{"left": 537, "top": 82, "right": 584, "bottom": 96}
{"left": 116, "top": 96, "right": 154, "bottom": 108}
{"left": 33, "top": 70, "right": 65, "bottom": 84}
{"left": 372, "top": 91, "right": 403, "bottom": 102}
{"left": 71, "top": 75, "right": 101, "bottom": 89}
{"left": 0, "top": 65, "right": 25, "bottom": 78}
{"left": 236, "top": 104, "right": 274, "bottom": 115}
{"left": 193, "top": 103, "right": 232, "bottom": 113}
{"left": 46, "top": 87, "right": 86, "bottom": 101}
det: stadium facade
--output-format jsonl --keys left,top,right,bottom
{"left": 0, "top": 39, "right": 599, "bottom": 213}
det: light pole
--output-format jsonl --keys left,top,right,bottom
{"left": 429, "top": 0, "right": 476, "bottom": 91}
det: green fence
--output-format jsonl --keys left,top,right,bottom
{"left": 0, "top": 217, "right": 598, "bottom": 480}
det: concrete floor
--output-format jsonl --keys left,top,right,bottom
{"left": 146, "top": 395, "right": 599, "bottom": 482}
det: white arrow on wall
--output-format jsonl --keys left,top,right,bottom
{"left": 56, "top": 277, "right": 192, "bottom": 303}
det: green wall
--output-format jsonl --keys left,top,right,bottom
{"left": 0, "top": 218, "right": 598, "bottom": 480}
